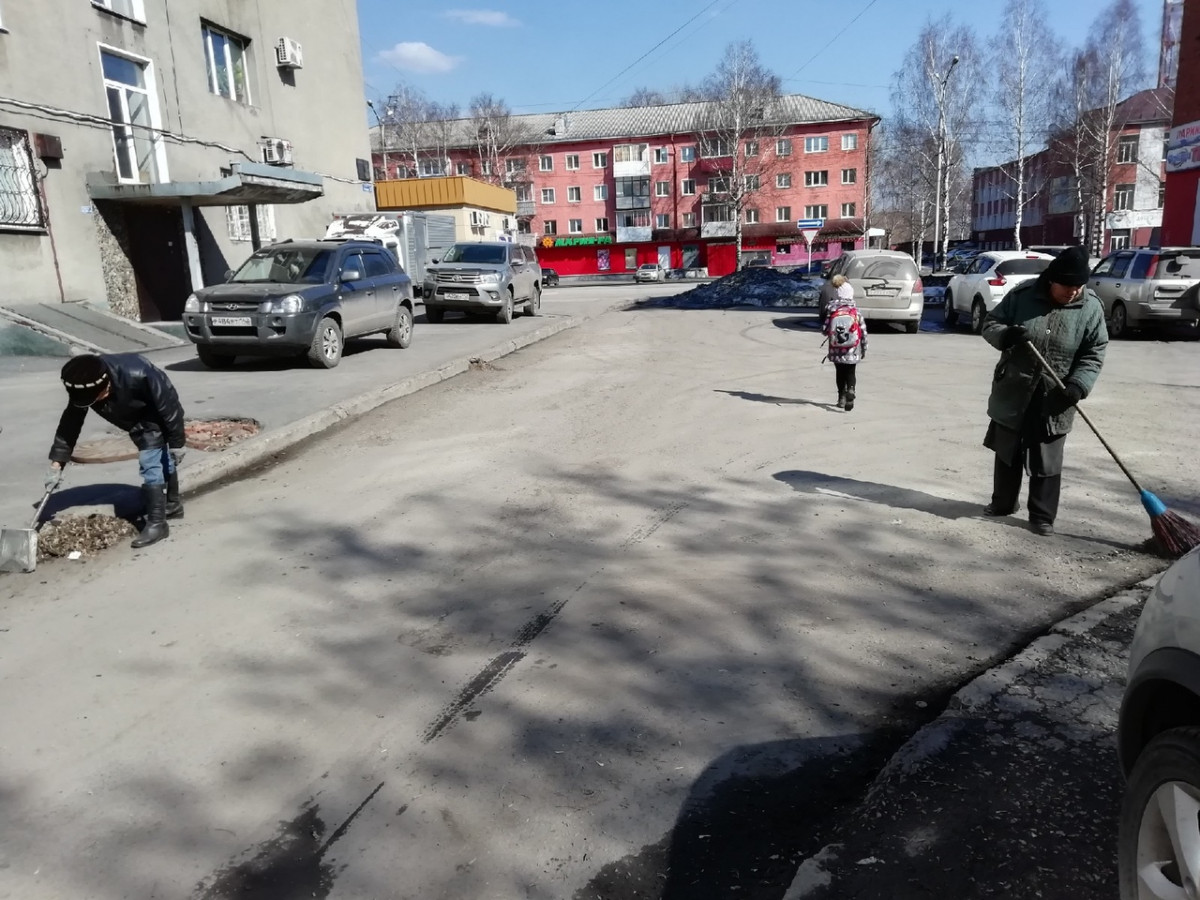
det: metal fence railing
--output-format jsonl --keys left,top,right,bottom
{"left": 0, "top": 127, "right": 44, "bottom": 230}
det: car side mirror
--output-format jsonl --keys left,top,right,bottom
{"left": 342, "top": 269, "right": 362, "bottom": 283}
{"left": 223, "top": 268, "right": 235, "bottom": 282}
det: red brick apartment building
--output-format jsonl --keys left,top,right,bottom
{"left": 372, "top": 96, "right": 878, "bottom": 278}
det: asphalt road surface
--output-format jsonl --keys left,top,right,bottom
{"left": 1, "top": 297, "right": 1196, "bottom": 899}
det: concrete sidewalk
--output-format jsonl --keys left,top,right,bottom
{"left": 0, "top": 290, "right": 624, "bottom": 531}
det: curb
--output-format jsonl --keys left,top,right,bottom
{"left": 179, "top": 314, "right": 583, "bottom": 496}
{"left": 783, "top": 576, "right": 1160, "bottom": 899}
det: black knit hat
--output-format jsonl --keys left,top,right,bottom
{"left": 1044, "top": 246, "right": 1092, "bottom": 287}
{"left": 60, "top": 354, "right": 109, "bottom": 407}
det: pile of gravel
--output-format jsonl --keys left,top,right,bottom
{"left": 636, "top": 267, "right": 823, "bottom": 310}
{"left": 37, "top": 515, "right": 136, "bottom": 560}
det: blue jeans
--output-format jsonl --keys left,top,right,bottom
{"left": 137, "top": 446, "right": 175, "bottom": 486}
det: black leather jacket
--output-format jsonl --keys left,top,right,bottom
{"left": 50, "top": 353, "right": 186, "bottom": 464}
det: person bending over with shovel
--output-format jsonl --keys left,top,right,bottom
{"left": 980, "top": 245, "right": 1108, "bottom": 536}
{"left": 45, "top": 353, "right": 187, "bottom": 548}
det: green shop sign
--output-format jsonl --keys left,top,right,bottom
{"left": 550, "top": 235, "right": 613, "bottom": 247}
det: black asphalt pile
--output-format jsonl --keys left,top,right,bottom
{"left": 636, "top": 268, "right": 822, "bottom": 309}
{"left": 37, "top": 515, "right": 136, "bottom": 560}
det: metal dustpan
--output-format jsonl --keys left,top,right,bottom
{"left": 0, "top": 488, "right": 54, "bottom": 574}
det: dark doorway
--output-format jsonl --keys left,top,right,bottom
{"left": 124, "top": 205, "right": 192, "bottom": 321}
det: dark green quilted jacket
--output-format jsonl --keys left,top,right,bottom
{"left": 981, "top": 278, "right": 1108, "bottom": 436}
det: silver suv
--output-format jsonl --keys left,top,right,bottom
{"left": 1088, "top": 247, "right": 1200, "bottom": 338}
{"left": 422, "top": 242, "right": 541, "bottom": 324}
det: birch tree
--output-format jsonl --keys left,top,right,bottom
{"left": 467, "top": 93, "right": 539, "bottom": 186}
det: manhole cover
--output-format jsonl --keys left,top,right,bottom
{"left": 71, "top": 417, "right": 262, "bottom": 463}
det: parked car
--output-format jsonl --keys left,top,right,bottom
{"left": 1089, "top": 247, "right": 1200, "bottom": 338}
{"left": 422, "top": 242, "right": 542, "bottom": 324}
{"left": 182, "top": 239, "right": 414, "bottom": 370}
{"left": 1117, "top": 545, "right": 1200, "bottom": 899}
{"left": 944, "top": 250, "right": 1055, "bottom": 333}
{"left": 634, "top": 263, "right": 666, "bottom": 283}
{"left": 821, "top": 250, "right": 924, "bottom": 333}
{"left": 541, "top": 267, "right": 560, "bottom": 287}
{"left": 744, "top": 257, "right": 770, "bottom": 268}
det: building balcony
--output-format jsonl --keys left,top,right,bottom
{"left": 700, "top": 189, "right": 730, "bottom": 203}
{"left": 516, "top": 200, "right": 536, "bottom": 217}
{"left": 616, "top": 225, "right": 652, "bottom": 243}
{"left": 701, "top": 221, "right": 736, "bottom": 238}
{"left": 615, "top": 195, "right": 651, "bottom": 210}
{"left": 613, "top": 159, "right": 651, "bottom": 178}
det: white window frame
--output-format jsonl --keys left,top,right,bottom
{"left": 99, "top": 44, "right": 168, "bottom": 184}
{"left": 775, "top": 206, "right": 791, "bottom": 223}
{"left": 701, "top": 138, "right": 731, "bottom": 158}
{"left": 565, "top": 154, "right": 580, "bottom": 170}
{"left": 594, "top": 184, "right": 608, "bottom": 201}
{"left": 679, "top": 145, "right": 696, "bottom": 162}
{"left": 202, "top": 23, "right": 251, "bottom": 104}
{"left": 539, "top": 154, "right": 553, "bottom": 172}
{"left": 543, "top": 219, "right": 557, "bottom": 235}
{"left": 541, "top": 188, "right": 555, "bottom": 204}
{"left": 1116, "top": 136, "right": 1138, "bottom": 165}
{"left": 841, "top": 202, "right": 857, "bottom": 217}
{"left": 568, "top": 218, "right": 583, "bottom": 234}
{"left": 681, "top": 212, "right": 697, "bottom": 227}
{"left": 506, "top": 158, "right": 526, "bottom": 175}
{"left": 455, "top": 161, "right": 470, "bottom": 175}
{"left": 804, "top": 136, "right": 829, "bottom": 153}
{"left": 805, "top": 204, "right": 828, "bottom": 219}
{"left": 681, "top": 179, "right": 696, "bottom": 195}
{"left": 776, "top": 138, "right": 792, "bottom": 157}
{"left": 655, "top": 180, "right": 670, "bottom": 197}
{"left": 595, "top": 217, "right": 609, "bottom": 232}
{"left": 655, "top": 213, "right": 670, "bottom": 228}
{"left": 592, "top": 151, "right": 608, "bottom": 168}
{"left": 1110, "top": 228, "right": 1131, "bottom": 251}
{"left": 841, "top": 168, "right": 856, "bottom": 185}
{"left": 93, "top": 0, "right": 144, "bottom": 22}
{"left": 745, "top": 208, "right": 759, "bottom": 224}
{"left": 654, "top": 148, "right": 669, "bottom": 164}
{"left": 744, "top": 174, "right": 760, "bottom": 191}
{"left": 745, "top": 141, "right": 759, "bottom": 157}
{"left": 776, "top": 173, "right": 791, "bottom": 188}
{"left": 227, "top": 205, "right": 276, "bottom": 243}
{"left": 1113, "top": 183, "right": 1135, "bottom": 211}
{"left": 480, "top": 159, "right": 492, "bottom": 175}
{"left": 567, "top": 186, "right": 581, "bottom": 203}
{"left": 841, "top": 133, "right": 858, "bottom": 151}
{"left": 805, "top": 170, "right": 828, "bottom": 187}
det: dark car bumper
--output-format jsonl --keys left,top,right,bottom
{"left": 183, "top": 311, "right": 320, "bottom": 353}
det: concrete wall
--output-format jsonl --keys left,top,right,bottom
{"left": 0, "top": 0, "right": 374, "bottom": 315}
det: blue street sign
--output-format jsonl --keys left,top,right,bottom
{"left": 795, "top": 218, "right": 824, "bottom": 229}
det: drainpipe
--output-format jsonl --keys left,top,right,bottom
{"left": 37, "top": 172, "right": 67, "bottom": 304}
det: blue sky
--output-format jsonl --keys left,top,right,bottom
{"left": 357, "top": 0, "right": 1165, "bottom": 119}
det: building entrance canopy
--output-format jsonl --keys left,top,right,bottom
{"left": 86, "top": 162, "right": 324, "bottom": 207}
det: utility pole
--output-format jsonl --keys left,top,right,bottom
{"left": 366, "top": 100, "right": 388, "bottom": 180}
{"left": 932, "top": 55, "right": 959, "bottom": 272}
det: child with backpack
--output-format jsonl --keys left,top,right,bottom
{"left": 823, "top": 275, "right": 867, "bottom": 411}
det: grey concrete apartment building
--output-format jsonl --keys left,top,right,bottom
{"left": 0, "top": 0, "right": 374, "bottom": 321}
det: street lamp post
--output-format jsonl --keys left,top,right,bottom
{"left": 932, "top": 55, "right": 959, "bottom": 273}
{"left": 366, "top": 100, "right": 388, "bottom": 180}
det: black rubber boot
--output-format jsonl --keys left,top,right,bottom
{"left": 132, "top": 484, "right": 170, "bottom": 548}
{"left": 844, "top": 389, "right": 856, "bottom": 412}
{"left": 836, "top": 392, "right": 846, "bottom": 409}
{"left": 165, "top": 470, "right": 184, "bottom": 520}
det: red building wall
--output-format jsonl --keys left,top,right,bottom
{"left": 1162, "top": 0, "right": 1200, "bottom": 245}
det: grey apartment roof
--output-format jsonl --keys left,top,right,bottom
{"left": 372, "top": 94, "right": 879, "bottom": 152}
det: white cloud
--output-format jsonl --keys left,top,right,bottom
{"left": 378, "top": 42, "right": 461, "bottom": 73}
{"left": 444, "top": 9, "right": 520, "bottom": 27}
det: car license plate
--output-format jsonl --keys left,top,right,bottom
{"left": 211, "top": 316, "right": 252, "bottom": 326}
{"left": 443, "top": 292, "right": 470, "bottom": 301}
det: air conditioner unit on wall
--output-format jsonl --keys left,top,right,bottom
{"left": 260, "top": 137, "right": 294, "bottom": 166}
{"left": 276, "top": 37, "right": 304, "bottom": 69}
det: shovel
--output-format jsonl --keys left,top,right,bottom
{"left": 0, "top": 485, "right": 56, "bottom": 574}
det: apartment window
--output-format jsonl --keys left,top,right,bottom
{"left": 841, "top": 202, "right": 857, "bottom": 217}
{"left": 841, "top": 168, "right": 857, "bottom": 185}
{"left": 655, "top": 180, "right": 670, "bottom": 196}
{"left": 101, "top": 49, "right": 163, "bottom": 183}
{"left": 543, "top": 220, "right": 557, "bottom": 235}
{"left": 593, "top": 151, "right": 607, "bottom": 168}
{"left": 565, "top": 154, "right": 579, "bottom": 170}
{"left": 0, "top": 128, "right": 43, "bottom": 228}
{"left": 517, "top": 219, "right": 531, "bottom": 234}
{"left": 656, "top": 213, "right": 670, "bottom": 228}
{"left": 745, "top": 140, "right": 759, "bottom": 157}
{"left": 701, "top": 138, "right": 731, "bottom": 158}
{"left": 776, "top": 173, "right": 792, "bottom": 189}
{"left": 1158, "top": 182, "right": 1166, "bottom": 208}
{"left": 595, "top": 217, "right": 609, "bottom": 232}
{"left": 680, "top": 145, "right": 696, "bottom": 162}
{"left": 506, "top": 158, "right": 527, "bottom": 175}
{"left": 744, "top": 174, "right": 760, "bottom": 191}
{"left": 654, "top": 147, "right": 669, "bottom": 164}
{"left": 745, "top": 208, "right": 759, "bottom": 224}
{"left": 681, "top": 179, "right": 696, "bottom": 195}
{"left": 480, "top": 160, "right": 492, "bottom": 175}
{"left": 681, "top": 212, "right": 696, "bottom": 227}
{"left": 805, "top": 204, "right": 828, "bottom": 219}
{"left": 1113, "top": 183, "right": 1135, "bottom": 211}
{"left": 456, "top": 161, "right": 470, "bottom": 175}
{"left": 420, "top": 158, "right": 443, "bottom": 177}
{"left": 614, "top": 143, "right": 648, "bottom": 163}
{"left": 805, "top": 170, "right": 828, "bottom": 187}
{"left": 567, "top": 186, "right": 581, "bottom": 203}
{"left": 202, "top": 24, "right": 251, "bottom": 104}
{"left": 1110, "top": 228, "right": 1131, "bottom": 250}
{"left": 541, "top": 188, "right": 555, "bottom": 203}
{"left": 569, "top": 218, "right": 583, "bottom": 234}
{"left": 841, "top": 133, "right": 858, "bottom": 151}
{"left": 93, "top": 0, "right": 143, "bottom": 21}
{"left": 538, "top": 155, "right": 553, "bottom": 172}
{"left": 707, "top": 176, "right": 729, "bottom": 194}
{"left": 594, "top": 184, "right": 608, "bottom": 201}
{"left": 1116, "top": 135, "right": 1138, "bottom": 165}
{"left": 804, "top": 136, "right": 829, "bottom": 153}
{"left": 227, "top": 205, "right": 276, "bottom": 243}
{"left": 702, "top": 204, "right": 732, "bottom": 223}
{"left": 776, "top": 206, "right": 791, "bottom": 222}
{"left": 776, "top": 138, "right": 792, "bottom": 156}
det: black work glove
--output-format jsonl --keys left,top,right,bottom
{"left": 1044, "top": 382, "right": 1084, "bottom": 416}
{"left": 999, "top": 325, "right": 1030, "bottom": 350}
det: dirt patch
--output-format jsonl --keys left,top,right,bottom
{"left": 37, "top": 515, "right": 136, "bottom": 560}
{"left": 469, "top": 357, "right": 501, "bottom": 371}
{"left": 71, "top": 417, "right": 262, "bottom": 463}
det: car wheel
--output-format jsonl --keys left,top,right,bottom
{"left": 1110, "top": 302, "right": 1129, "bottom": 339}
{"left": 526, "top": 285, "right": 541, "bottom": 317}
{"left": 196, "top": 346, "right": 236, "bottom": 369}
{"left": 386, "top": 304, "right": 414, "bottom": 349}
{"left": 905, "top": 320, "right": 920, "bottom": 334}
{"left": 425, "top": 305, "right": 445, "bottom": 324}
{"left": 1119, "top": 727, "right": 1200, "bottom": 900}
{"left": 307, "top": 316, "right": 343, "bottom": 369}
{"left": 971, "top": 299, "right": 987, "bottom": 335}
{"left": 944, "top": 291, "right": 958, "bottom": 327}
{"left": 496, "top": 290, "right": 513, "bottom": 324}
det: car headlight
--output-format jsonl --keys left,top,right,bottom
{"left": 478, "top": 272, "right": 502, "bottom": 286}
{"left": 260, "top": 294, "right": 304, "bottom": 314}
{"left": 184, "top": 294, "right": 201, "bottom": 313}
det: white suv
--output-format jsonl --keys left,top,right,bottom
{"left": 944, "top": 250, "right": 1054, "bottom": 333}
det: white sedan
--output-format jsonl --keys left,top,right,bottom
{"left": 944, "top": 250, "right": 1055, "bottom": 333}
